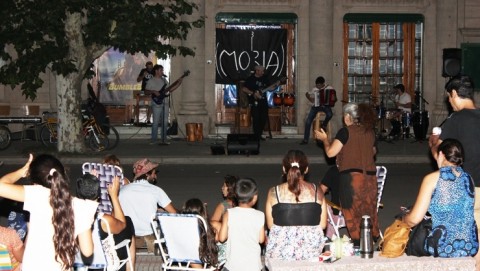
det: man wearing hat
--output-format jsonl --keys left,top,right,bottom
{"left": 119, "top": 158, "right": 177, "bottom": 253}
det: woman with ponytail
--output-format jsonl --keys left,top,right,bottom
{"left": 0, "top": 154, "right": 98, "bottom": 271}
{"left": 265, "top": 150, "right": 327, "bottom": 261}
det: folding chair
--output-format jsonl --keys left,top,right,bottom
{"left": 326, "top": 166, "right": 388, "bottom": 239}
{"left": 74, "top": 214, "right": 133, "bottom": 271}
{"left": 150, "top": 213, "right": 216, "bottom": 271}
{"left": 82, "top": 162, "right": 124, "bottom": 214}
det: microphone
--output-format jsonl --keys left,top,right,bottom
{"left": 162, "top": 74, "right": 168, "bottom": 78}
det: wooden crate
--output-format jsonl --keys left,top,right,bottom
{"left": 105, "top": 105, "right": 126, "bottom": 125}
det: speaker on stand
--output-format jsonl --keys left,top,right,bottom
{"left": 442, "top": 48, "right": 462, "bottom": 78}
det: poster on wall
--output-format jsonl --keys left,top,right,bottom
{"left": 215, "top": 27, "right": 287, "bottom": 85}
{"left": 95, "top": 49, "right": 155, "bottom": 105}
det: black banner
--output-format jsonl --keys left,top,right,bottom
{"left": 215, "top": 28, "right": 287, "bottom": 84}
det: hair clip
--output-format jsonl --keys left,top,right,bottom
{"left": 291, "top": 162, "right": 299, "bottom": 168}
{"left": 49, "top": 168, "right": 57, "bottom": 177}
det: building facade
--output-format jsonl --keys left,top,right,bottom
{"left": 1, "top": 0, "right": 479, "bottom": 138}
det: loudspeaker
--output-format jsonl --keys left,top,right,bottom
{"left": 442, "top": 48, "right": 462, "bottom": 77}
{"left": 227, "top": 134, "right": 260, "bottom": 155}
{"left": 412, "top": 111, "right": 429, "bottom": 141}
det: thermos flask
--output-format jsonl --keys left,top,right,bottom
{"left": 360, "top": 215, "right": 373, "bottom": 258}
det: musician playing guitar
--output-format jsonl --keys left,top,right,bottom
{"left": 145, "top": 64, "right": 184, "bottom": 145}
{"left": 242, "top": 65, "right": 282, "bottom": 141}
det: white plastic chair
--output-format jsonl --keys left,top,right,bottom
{"left": 326, "top": 165, "right": 387, "bottom": 239}
{"left": 150, "top": 213, "right": 216, "bottom": 271}
{"left": 74, "top": 214, "right": 133, "bottom": 271}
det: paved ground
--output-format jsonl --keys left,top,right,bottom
{"left": 0, "top": 130, "right": 433, "bottom": 166}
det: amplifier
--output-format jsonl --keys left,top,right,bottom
{"left": 227, "top": 134, "right": 260, "bottom": 155}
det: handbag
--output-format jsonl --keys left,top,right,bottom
{"left": 406, "top": 216, "right": 432, "bottom": 256}
{"left": 99, "top": 215, "right": 120, "bottom": 271}
{"left": 379, "top": 219, "right": 411, "bottom": 258}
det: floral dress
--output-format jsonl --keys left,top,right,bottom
{"left": 426, "top": 166, "right": 479, "bottom": 257}
{"left": 265, "top": 184, "right": 325, "bottom": 261}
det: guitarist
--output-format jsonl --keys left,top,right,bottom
{"left": 242, "top": 65, "right": 281, "bottom": 141}
{"left": 145, "top": 64, "right": 183, "bottom": 145}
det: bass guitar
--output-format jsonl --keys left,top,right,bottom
{"left": 152, "top": 70, "right": 190, "bottom": 105}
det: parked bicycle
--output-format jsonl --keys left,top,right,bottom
{"left": 39, "top": 111, "right": 119, "bottom": 152}
{"left": 0, "top": 125, "right": 11, "bottom": 150}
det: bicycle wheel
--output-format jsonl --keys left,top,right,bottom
{"left": 0, "top": 126, "right": 12, "bottom": 150}
{"left": 100, "top": 124, "right": 120, "bottom": 150}
{"left": 88, "top": 131, "right": 109, "bottom": 152}
{"left": 40, "top": 123, "right": 58, "bottom": 148}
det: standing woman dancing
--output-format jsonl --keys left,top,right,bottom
{"left": 315, "top": 103, "right": 379, "bottom": 245}
{"left": 0, "top": 154, "right": 98, "bottom": 271}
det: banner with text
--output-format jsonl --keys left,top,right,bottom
{"left": 215, "top": 28, "right": 287, "bottom": 84}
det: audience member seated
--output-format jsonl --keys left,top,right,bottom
{"left": 265, "top": 150, "right": 327, "bottom": 261}
{"left": 219, "top": 178, "right": 265, "bottom": 271}
{"left": 0, "top": 225, "right": 24, "bottom": 271}
{"left": 119, "top": 158, "right": 177, "bottom": 254}
{"left": 181, "top": 198, "right": 218, "bottom": 268}
{"left": 209, "top": 175, "right": 237, "bottom": 263}
{"left": 0, "top": 154, "right": 98, "bottom": 271}
{"left": 76, "top": 173, "right": 136, "bottom": 271}
{"left": 403, "top": 138, "right": 479, "bottom": 257}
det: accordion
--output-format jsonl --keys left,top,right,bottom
{"left": 315, "top": 86, "right": 337, "bottom": 107}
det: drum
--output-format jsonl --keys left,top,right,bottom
{"left": 385, "top": 109, "right": 400, "bottom": 120}
{"left": 283, "top": 93, "right": 295, "bottom": 107}
{"left": 402, "top": 112, "right": 412, "bottom": 127}
{"left": 412, "top": 111, "right": 429, "bottom": 140}
{"left": 273, "top": 93, "right": 283, "bottom": 106}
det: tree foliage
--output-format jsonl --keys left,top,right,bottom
{"left": 0, "top": 0, "right": 204, "bottom": 99}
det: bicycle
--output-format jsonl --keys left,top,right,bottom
{"left": 0, "top": 125, "right": 12, "bottom": 150}
{"left": 39, "top": 111, "right": 119, "bottom": 151}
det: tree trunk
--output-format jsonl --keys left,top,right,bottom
{"left": 56, "top": 11, "right": 90, "bottom": 153}
{"left": 56, "top": 74, "right": 85, "bottom": 153}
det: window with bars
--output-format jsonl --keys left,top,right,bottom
{"left": 343, "top": 14, "right": 423, "bottom": 110}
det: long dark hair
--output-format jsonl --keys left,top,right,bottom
{"left": 29, "top": 154, "right": 76, "bottom": 270}
{"left": 282, "top": 150, "right": 309, "bottom": 202}
{"left": 224, "top": 175, "right": 238, "bottom": 207}
{"left": 182, "top": 198, "right": 218, "bottom": 266}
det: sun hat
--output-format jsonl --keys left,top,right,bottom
{"left": 133, "top": 158, "right": 159, "bottom": 179}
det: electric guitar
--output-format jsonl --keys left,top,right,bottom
{"left": 252, "top": 77, "right": 287, "bottom": 101}
{"left": 152, "top": 70, "right": 190, "bottom": 105}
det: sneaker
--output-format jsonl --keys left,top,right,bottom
{"left": 299, "top": 140, "right": 308, "bottom": 145}
{"left": 149, "top": 140, "right": 158, "bottom": 145}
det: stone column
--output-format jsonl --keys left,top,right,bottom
{"left": 177, "top": 0, "right": 209, "bottom": 137}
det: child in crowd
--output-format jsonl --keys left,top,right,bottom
{"left": 218, "top": 178, "right": 265, "bottom": 271}
{"left": 181, "top": 198, "right": 218, "bottom": 268}
{"left": 210, "top": 175, "right": 237, "bottom": 264}
{"left": 0, "top": 225, "right": 24, "bottom": 271}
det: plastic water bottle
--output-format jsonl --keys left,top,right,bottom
{"left": 360, "top": 215, "right": 373, "bottom": 259}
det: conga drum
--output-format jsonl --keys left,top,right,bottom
{"left": 283, "top": 93, "right": 295, "bottom": 107}
{"left": 186, "top": 123, "right": 196, "bottom": 142}
{"left": 273, "top": 93, "right": 283, "bottom": 107}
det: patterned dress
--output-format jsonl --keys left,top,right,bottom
{"left": 265, "top": 184, "right": 325, "bottom": 261}
{"left": 426, "top": 166, "right": 479, "bottom": 257}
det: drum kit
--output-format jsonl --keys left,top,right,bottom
{"left": 375, "top": 92, "right": 429, "bottom": 142}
